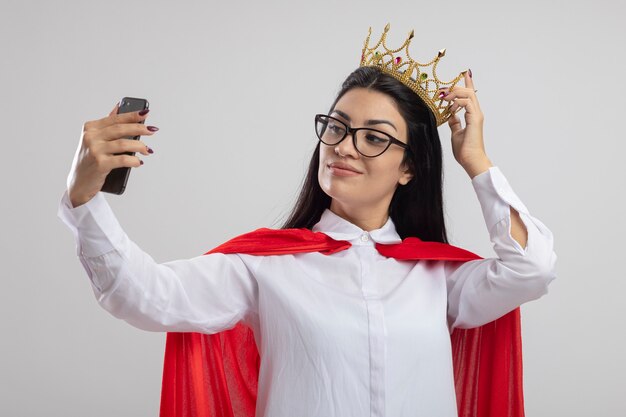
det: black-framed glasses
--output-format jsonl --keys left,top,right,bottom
{"left": 314, "top": 114, "right": 410, "bottom": 158}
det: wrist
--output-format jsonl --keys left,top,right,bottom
{"left": 462, "top": 157, "right": 493, "bottom": 179}
{"left": 70, "top": 196, "right": 89, "bottom": 208}
{"left": 68, "top": 188, "right": 93, "bottom": 208}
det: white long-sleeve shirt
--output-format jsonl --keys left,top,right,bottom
{"left": 57, "top": 166, "right": 557, "bottom": 417}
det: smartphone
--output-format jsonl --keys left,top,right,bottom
{"left": 101, "top": 97, "right": 150, "bottom": 195}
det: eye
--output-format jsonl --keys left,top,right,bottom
{"left": 328, "top": 122, "right": 344, "bottom": 135}
{"left": 364, "top": 132, "right": 390, "bottom": 145}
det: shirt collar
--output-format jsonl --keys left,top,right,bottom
{"left": 312, "top": 208, "right": 403, "bottom": 244}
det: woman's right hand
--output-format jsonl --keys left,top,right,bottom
{"left": 66, "top": 102, "right": 158, "bottom": 208}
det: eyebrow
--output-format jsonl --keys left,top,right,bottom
{"left": 332, "top": 109, "right": 397, "bottom": 132}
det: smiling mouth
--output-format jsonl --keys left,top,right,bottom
{"left": 327, "top": 164, "right": 363, "bottom": 176}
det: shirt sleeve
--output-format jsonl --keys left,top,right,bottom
{"left": 56, "top": 190, "right": 261, "bottom": 334}
{"left": 444, "top": 167, "right": 557, "bottom": 331}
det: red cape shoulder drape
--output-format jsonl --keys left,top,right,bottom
{"left": 160, "top": 228, "right": 524, "bottom": 417}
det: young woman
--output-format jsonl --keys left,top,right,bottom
{"left": 59, "top": 37, "right": 556, "bottom": 417}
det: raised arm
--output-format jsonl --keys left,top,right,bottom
{"left": 444, "top": 167, "right": 557, "bottom": 330}
{"left": 57, "top": 189, "right": 260, "bottom": 334}
{"left": 59, "top": 102, "right": 260, "bottom": 334}
{"left": 438, "top": 70, "right": 556, "bottom": 331}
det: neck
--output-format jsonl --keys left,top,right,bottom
{"left": 329, "top": 199, "right": 389, "bottom": 231}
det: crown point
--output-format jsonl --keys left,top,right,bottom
{"left": 438, "top": 48, "right": 446, "bottom": 58}
{"left": 409, "top": 30, "right": 415, "bottom": 39}
{"left": 384, "top": 23, "right": 391, "bottom": 32}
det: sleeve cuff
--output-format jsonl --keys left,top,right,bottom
{"left": 471, "top": 166, "right": 530, "bottom": 234}
{"left": 57, "top": 189, "right": 126, "bottom": 258}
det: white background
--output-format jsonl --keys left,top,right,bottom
{"left": 1, "top": 0, "right": 624, "bottom": 415}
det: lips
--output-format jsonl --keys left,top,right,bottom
{"left": 328, "top": 162, "right": 362, "bottom": 174}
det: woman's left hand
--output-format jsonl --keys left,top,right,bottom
{"left": 439, "top": 70, "right": 493, "bottom": 178}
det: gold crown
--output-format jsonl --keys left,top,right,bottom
{"left": 360, "top": 24, "right": 467, "bottom": 126}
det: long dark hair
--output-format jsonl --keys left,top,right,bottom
{"left": 281, "top": 66, "right": 448, "bottom": 243}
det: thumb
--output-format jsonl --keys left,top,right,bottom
{"left": 108, "top": 102, "right": 120, "bottom": 117}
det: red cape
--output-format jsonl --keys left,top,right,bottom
{"left": 160, "top": 228, "right": 524, "bottom": 417}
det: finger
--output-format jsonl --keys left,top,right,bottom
{"left": 448, "top": 112, "right": 463, "bottom": 136}
{"left": 462, "top": 69, "right": 475, "bottom": 91}
{"left": 448, "top": 98, "right": 471, "bottom": 113}
{"left": 439, "top": 87, "right": 476, "bottom": 102}
{"left": 85, "top": 108, "right": 150, "bottom": 131}
{"left": 442, "top": 88, "right": 481, "bottom": 114}
{"left": 102, "top": 138, "right": 154, "bottom": 156}
{"left": 462, "top": 70, "right": 482, "bottom": 112}
{"left": 449, "top": 99, "right": 484, "bottom": 127}
{"left": 107, "top": 153, "right": 145, "bottom": 170}
{"left": 90, "top": 122, "right": 159, "bottom": 142}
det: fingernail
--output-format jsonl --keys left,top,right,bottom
{"left": 147, "top": 126, "right": 159, "bottom": 132}
{"left": 468, "top": 68, "right": 473, "bottom": 78}
{"left": 147, "top": 146, "right": 154, "bottom": 154}
{"left": 140, "top": 160, "right": 144, "bottom": 165}
{"left": 138, "top": 109, "right": 150, "bottom": 116}
{"left": 438, "top": 92, "right": 445, "bottom": 98}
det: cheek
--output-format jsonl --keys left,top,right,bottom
{"left": 368, "top": 159, "right": 406, "bottom": 189}
{"left": 317, "top": 150, "right": 331, "bottom": 190}
{"left": 318, "top": 161, "right": 333, "bottom": 192}
{"left": 319, "top": 144, "right": 332, "bottom": 160}
{"left": 317, "top": 146, "right": 336, "bottom": 178}
{"left": 370, "top": 166, "right": 395, "bottom": 187}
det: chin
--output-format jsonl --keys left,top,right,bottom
{"left": 319, "top": 166, "right": 369, "bottom": 203}
{"left": 320, "top": 181, "right": 360, "bottom": 207}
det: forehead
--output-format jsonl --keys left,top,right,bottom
{"left": 332, "top": 88, "right": 406, "bottom": 133}
{"left": 334, "top": 88, "right": 399, "bottom": 117}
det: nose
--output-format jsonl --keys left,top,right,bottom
{"left": 334, "top": 131, "right": 359, "bottom": 159}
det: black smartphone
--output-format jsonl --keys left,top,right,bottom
{"left": 101, "top": 97, "right": 150, "bottom": 195}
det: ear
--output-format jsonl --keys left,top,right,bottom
{"left": 398, "top": 166, "right": 414, "bottom": 186}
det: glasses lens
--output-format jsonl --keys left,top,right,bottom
{"left": 355, "top": 129, "right": 392, "bottom": 157}
{"left": 316, "top": 116, "right": 346, "bottom": 145}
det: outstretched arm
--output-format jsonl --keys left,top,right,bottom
{"left": 57, "top": 189, "right": 260, "bottom": 334}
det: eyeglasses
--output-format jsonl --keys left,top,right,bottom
{"left": 314, "top": 114, "right": 410, "bottom": 158}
